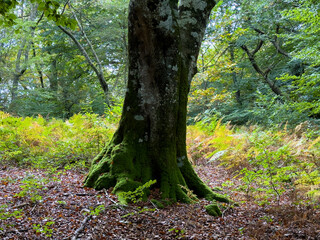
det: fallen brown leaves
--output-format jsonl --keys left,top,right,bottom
{"left": 0, "top": 163, "right": 319, "bottom": 240}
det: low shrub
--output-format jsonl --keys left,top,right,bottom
{"left": 0, "top": 111, "right": 116, "bottom": 170}
{"left": 187, "top": 118, "right": 320, "bottom": 205}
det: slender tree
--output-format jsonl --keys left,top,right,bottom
{"left": 84, "top": 0, "right": 229, "bottom": 213}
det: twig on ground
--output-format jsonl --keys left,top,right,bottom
{"left": 30, "top": 203, "right": 37, "bottom": 214}
{"left": 149, "top": 200, "right": 158, "bottom": 209}
{"left": 103, "top": 189, "right": 117, "bottom": 204}
{"left": 71, "top": 215, "right": 92, "bottom": 240}
{"left": 13, "top": 203, "right": 29, "bottom": 208}
{"left": 75, "top": 193, "right": 94, "bottom": 196}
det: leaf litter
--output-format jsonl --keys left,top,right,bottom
{"left": 0, "top": 161, "right": 319, "bottom": 240}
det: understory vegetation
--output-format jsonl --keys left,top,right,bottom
{"left": 1, "top": 111, "right": 319, "bottom": 206}
{"left": 187, "top": 119, "right": 320, "bottom": 206}
{"left": 1, "top": 112, "right": 319, "bottom": 238}
{"left": 0, "top": 111, "right": 117, "bottom": 170}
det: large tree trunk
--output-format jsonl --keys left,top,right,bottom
{"left": 84, "top": 0, "right": 228, "bottom": 210}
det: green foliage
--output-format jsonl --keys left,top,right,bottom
{"left": 188, "top": 120, "right": 320, "bottom": 205}
{"left": 188, "top": 0, "right": 320, "bottom": 128}
{"left": 1, "top": 0, "right": 319, "bottom": 129}
{"left": 11, "top": 89, "right": 60, "bottom": 118}
{"left": 278, "top": 1, "right": 320, "bottom": 118}
{"left": 0, "top": 0, "right": 128, "bottom": 118}
{"left": 168, "top": 227, "right": 186, "bottom": 239}
{"left": 118, "top": 180, "right": 156, "bottom": 204}
{"left": 32, "top": 218, "right": 55, "bottom": 238}
{"left": 85, "top": 205, "right": 106, "bottom": 216}
{"left": 15, "top": 173, "right": 48, "bottom": 203}
{"left": 0, "top": 0, "right": 76, "bottom": 28}
{"left": 179, "top": 185, "right": 198, "bottom": 203}
{"left": 235, "top": 139, "right": 299, "bottom": 203}
{"left": 0, "top": 111, "right": 115, "bottom": 169}
{"left": 0, "top": 204, "right": 23, "bottom": 223}
{"left": 0, "top": 0, "right": 18, "bottom": 26}
{"left": 104, "top": 102, "right": 123, "bottom": 123}
{"left": 0, "top": 204, "right": 23, "bottom": 231}
{"left": 121, "top": 207, "right": 156, "bottom": 218}
{"left": 56, "top": 200, "right": 66, "bottom": 205}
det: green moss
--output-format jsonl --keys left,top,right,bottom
{"left": 212, "top": 187, "right": 223, "bottom": 191}
{"left": 205, "top": 192, "right": 229, "bottom": 203}
{"left": 159, "top": 173, "right": 171, "bottom": 199}
{"left": 205, "top": 203, "right": 222, "bottom": 217}
{"left": 82, "top": 97, "right": 231, "bottom": 205}
{"left": 92, "top": 145, "right": 108, "bottom": 164}
{"left": 176, "top": 185, "right": 193, "bottom": 203}
{"left": 161, "top": 199, "right": 173, "bottom": 206}
{"left": 94, "top": 173, "right": 116, "bottom": 190}
{"left": 113, "top": 177, "right": 142, "bottom": 193}
{"left": 84, "top": 158, "right": 111, "bottom": 188}
{"left": 111, "top": 144, "right": 133, "bottom": 168}
{"left": 150, "top": 199, "right": 165, "bottom": 209}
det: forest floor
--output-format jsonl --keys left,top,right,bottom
{"left": 0, "top": 160, "right": 319, "bottom": 240}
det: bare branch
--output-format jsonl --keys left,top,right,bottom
{"left": 36, "top": 12, "right": 44, "bottom": 25}
{"left": 68, "top": 3, "right": 105, "bottom": 78}
{"left": 58, "top": 25, "right": 109, "bottom": 94}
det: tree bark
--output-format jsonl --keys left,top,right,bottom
{"left": 11, "top": 45, "right": 26, "bottom": 102}
{"left": 49, "top": 58, "right": 58, "bottom": 91}
{"left": 84, "top": 0, "right": 228, "bottom": 212}
{"left": 229, "top": 43, "right": 241, "bottom": 105}
{"left": 10, "top": 2, "right": 38, "bottom": 103}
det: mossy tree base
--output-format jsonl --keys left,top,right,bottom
{"left": 84, "top": 0, "right": 229, "bottom": 211}
{"left": 84, "top": 129, "right": 229, "bottom": 205}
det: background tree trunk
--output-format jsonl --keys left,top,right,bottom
{"left": 84, "top": 0, "right": 228, "bottom": 210}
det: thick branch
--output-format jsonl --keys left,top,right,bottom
{"left": 241, "top": 44, "right": 283, "bottom": 96}
{"left": 271, "top": 40, "right": 291, "bottom": 58}
{"left": 71, "top": 215, "right": 92, "bottom": 240}
{"left": 31, "top": 42, "right": 44, "bottom": 88}
{"left": 252, "top": 39, "right": 263, "bottom": 55}
{"left": 241, "top": 44, "right": 264, "bottom": 76}
{"left": 11, "top": 37, "right": 28, "bottom": 101}
{"left": 229, "top": 43, "right": 241, "bottom": 104}
{"left": 252, "top": 27, "right": 265, "bottom": 35}
{"left": 272, "top": 26, "right": 291, "bottom": 58}
{"left": 252, "top": 26, "right": 291, "bottom": 58}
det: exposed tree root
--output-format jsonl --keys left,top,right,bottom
{"left": 84, "top": 140, "right": 230, "bottom": 212}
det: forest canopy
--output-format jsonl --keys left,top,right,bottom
{"left": 0, "top": 0, "right": 319, "bottom": 129}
